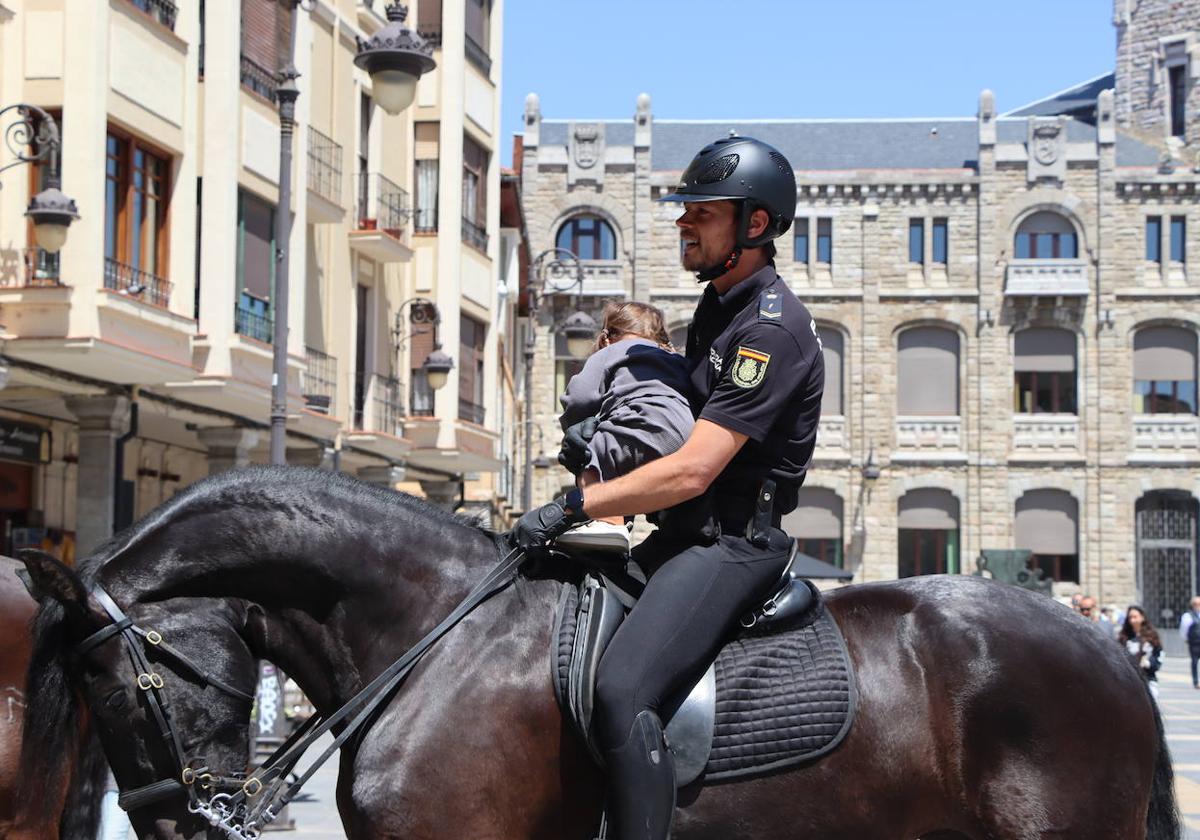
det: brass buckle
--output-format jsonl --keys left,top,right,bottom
{"left": 146, "top": 630, "right": 163, "bottom": 645}
{"left": 182, "top": 767, "right": 196, "bottom": 785}
{"left": 136, "top": 672, "right": 165, "bottom": 691}
{"left": 242, "top": 777, "right": 263, "bottom": 797}
{"left": 199, "top": 773, "right": 214, "bottom": 790}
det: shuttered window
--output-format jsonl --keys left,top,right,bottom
{"left": 897, "top": 326, "right": 959, "bottom": 416}
{"left": 1014, "top": 328, "right": 1076, "bottom": 414}
{"left": 898, "top": 489, "right": 960, "bottom": 577}
{"left": 1015, "top": 489, "right": 1079, "bottom": 583}
{"left": 1134, "top": 326, "right": 1198, "bottom": 415}
{"left": 237, "top": 191, "right": 275, "bottom": 301}
{"left": 458, "top": 315, "right": 487, "bottom": 424}
{"left": 783, "top": 488, "right": 844, "bottom": 569}
{"left": 240, "top": 0, "right": 291, "bottom": 73}
{"left": 821, "top": 328, "right": 843, "bottom": 416}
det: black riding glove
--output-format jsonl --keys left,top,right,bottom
{"left": 558, "top": 416, "right": 598, "bottom": 475}
{"left": 511, "top": 495, "right": 589, "bottom": 551}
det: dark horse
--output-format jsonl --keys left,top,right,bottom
{"left": 1, "top": 556, "right": 107, "bottom": 839}
{"left": 17, "top": 467, "right": 1180, "bottom": 839}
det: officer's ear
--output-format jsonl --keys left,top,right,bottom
{"left": 747, "top": 207, "right": 770, "bottom": 240}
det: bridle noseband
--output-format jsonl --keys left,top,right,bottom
{"left": 75, "top": 587, "right": 256, "bottom": 819}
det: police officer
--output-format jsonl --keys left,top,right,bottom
{"left": 512, "top": 136, "right": 824, "bottom": 839}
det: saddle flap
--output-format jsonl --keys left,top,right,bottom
{"left": 569, "top": 576, "right": 626, "bottom": 746}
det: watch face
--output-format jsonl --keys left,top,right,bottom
{"left": 566, "top": 487, "right": 584, "bottom": 512}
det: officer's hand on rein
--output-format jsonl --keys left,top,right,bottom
{"left": 558, "top": 417, "right": 598, "bottom": 475}
{"left": 511, "top": 496, "right": 588, "bottom": 552}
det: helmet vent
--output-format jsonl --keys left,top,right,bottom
{"left": 769, "top": 151, "right": 791, "bottom": 175}
{"left": 695, "top": 153, "right": 740, "bottom": 185}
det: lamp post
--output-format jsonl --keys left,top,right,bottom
{"left": 522, "top": 248, "right": 598, "bottom": 512}
{"left": 0, "top": 104, "right": 80, "bottom": 253}
{"left": 391, "top": 297, "right": 454, "bottom": 404}
{"left": 268, "top": 1, "right": 436, "bottom": 466}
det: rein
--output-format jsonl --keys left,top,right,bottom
{"left": 76, "top": 544, "right": 526, "bottom": 840}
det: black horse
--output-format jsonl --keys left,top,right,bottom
{"left": 17, "top": 467, "right": 1180, "bottom": 839}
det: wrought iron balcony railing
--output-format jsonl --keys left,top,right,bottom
{"left": 409, "top": 371, "right": 435, "bottom": 417}
{"left": 307, "top": 126, "right": 342, "bottom": 206}
{"left": 303, "top": 347, "right": 338, "bottom": 413}
{"left": 127, "top": 0, "right": 178, "bottom": 30}
{"left": 1, "top": 249, "right": 62, "bottom": 288}
{"left": 373, "top": 374, "right": 404, "bottom": 436}
{"left": 104, "top": 258, "right": 171, "bottom": 307}
{"left": 458, "top": 398, "right": 486, "bottom": 426}
{"left": 465, "top": 34, "right": 491, "bottom": 75}
{"left": 461, "top": 216, "right": 488, "bottom": 251}
{"left": 234, "top": 304, "right": 273, "bottom": 343}
{"left": 240, "top": 55, "right": 277, "bottom": 101}
{"left": 357, "top": 172, "right": 409, "bottom": 236}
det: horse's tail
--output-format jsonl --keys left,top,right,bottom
{"left": 58, "top": 722, "right": 107, "bottom": 840}
{"left": 1147, "top": 686, "right": 1181, "bottom": 840}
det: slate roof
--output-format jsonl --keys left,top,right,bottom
{"left": 1003, "top": 72, "right": 1115, "bottom": 119}
{"left": 536, "top": 114, "right": 1160, "bottom": 171}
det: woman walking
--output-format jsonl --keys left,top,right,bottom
{"left": 1119, "top": 605, "right": 1164, "bottom": 703}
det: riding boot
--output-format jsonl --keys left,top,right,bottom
{"left": 603, "top": 710, "right": 676, "bottom": 840}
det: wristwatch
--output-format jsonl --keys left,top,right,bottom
{"left": 564, "top": 487, "right": 587, "bottom": 521}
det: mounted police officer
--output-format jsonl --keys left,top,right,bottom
{"left": 512, "top": 136, "right": 824, "bottom": 839}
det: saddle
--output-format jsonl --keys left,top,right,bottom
{"left": 551, "top": 539, "right": 857, "bottom": 786}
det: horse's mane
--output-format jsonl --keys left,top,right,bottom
{"left": 21, "top": 466, "right": 495, "bottom": 822}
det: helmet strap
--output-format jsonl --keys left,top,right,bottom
{"left": 695, "top": 247, "right": 741, "bottom": 284}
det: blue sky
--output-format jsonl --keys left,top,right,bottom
{"left": 500, "top": 0, "right": 1115, "bottom": 165}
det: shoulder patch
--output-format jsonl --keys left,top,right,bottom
{"left": 758, "top": 288, "right": 782, "bottom": 321}
{"left": 732, "top": 346, "right": 770, "bottom": 388}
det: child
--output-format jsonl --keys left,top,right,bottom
{"left": 557, "top": 301, "right": 695, "bottom": 553}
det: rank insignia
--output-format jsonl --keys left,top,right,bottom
{"left": 731, "top": 347, "right": 770, "bottom": 389}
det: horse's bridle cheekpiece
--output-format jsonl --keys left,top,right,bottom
{"left": 77, "top": 544, "right": 526, "bottom": 840}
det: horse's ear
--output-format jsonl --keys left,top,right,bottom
{"left": 17, "top": 549, "right": 88, "bottom": 608}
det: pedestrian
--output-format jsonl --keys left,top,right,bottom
{"left": 1178, "top": 595, "right": 1200, "bottom": 689}
{"left": 1119, "top": 605, "right": 1163, "bottom": 703}
{"left": 513, "top": 135, "right": 822, "bottom": 839}
{"left": 555, "top": 301, "right": 698, "bottom": 553}
{"left": 1079, "top": 595, "right": 1114, "bottom": 639}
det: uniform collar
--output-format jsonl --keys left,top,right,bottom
{"left": 716, "top": 263, "right": 778, "bottom": 312}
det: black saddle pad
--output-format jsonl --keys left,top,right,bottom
{"left": 704, "top": 601, "right": 856, "bottom": 781}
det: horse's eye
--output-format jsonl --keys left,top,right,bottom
{"left": 105, "top": 689, "right": 129, "bottom": 710}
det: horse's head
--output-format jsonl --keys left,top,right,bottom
{"left": 20, "top": 549, "right": 259, "bottom": 840}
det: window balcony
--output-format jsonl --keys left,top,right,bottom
{"left": 306, "top": 126, "right": 344, "bottom": 223}
{"left": 1012, "top": 414, "right": 1080, "bottom": 453}
{"left": 372, "top": 374, "right": 404, "bottom": 436}
{"left": 1131, "top": 414, "right": 1200, "bottom": 459}
{"left": 1, "top": 249, "right": 62, "bottom": 288}
{"left": 1005, "top": 260, "right": 1088, "bottom": 297}
{"left": 815, "top": 415, "right": 847, "bottom": 453}
{"left": 458, "top": 398, "right": 486, "bottom": 426}
{"left": 302, "top": 347, "right": 337, "bottom": 414}
{"left": 465, "top": 34, "right": 491, "bottom": 76}
{"left": 104, "top": 258, "right": 171, "bottom": 308}
{"left": 894, "top": 416, "right": 965, "bottom": 460}
{"left": 240, "top": 55, "right": 277, "bottom": 101}
{"left": 234, "top": 303, "right": 273, "bottom": 343}
{"left": 461, "top": 216, "right": 489, "bottom": 252}
{"left": 350, "top": 172, "right": 412, "bottom": 262}
{"left": 552, "top": 260, "right": 625, "bottom": 297}
{"left": 125, "top": 0, "right": 177, "bottom": 30}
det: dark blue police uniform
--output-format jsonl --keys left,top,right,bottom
{"left": 592, "top": 263, "right": 825, "bottom": 776}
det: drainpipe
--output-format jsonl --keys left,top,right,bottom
{"left": 112, "top": 388, "right": 139, "bottom": 532}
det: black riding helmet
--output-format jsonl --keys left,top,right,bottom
{"left": 658, "top": 135, "right": 797, "bottom": 282}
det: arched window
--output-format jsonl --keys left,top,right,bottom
{"left": 784, "top": 488, "right": 844, "bottom": 568}
{"left": 1014, "top": 327, "right": 1077, "bottom": 414}
{"left": 1015, "top": 489, "right": 1079, "bottom": 583}
{"left": 556, "top": 215, "right": 616, "bottom": 260}
{"left": 898, "top": 488, "right": 960, "bottom": 577}
{"left": 821, "top": 328, "right": 844, "bottom": 416}
{"left": 897, "top": 326, "right": 959, "bottom": 416}
{"left": 1014, "top": 211, "right": 1078, "bottom": 259}
{"left": 1134, "top": 326, "right": 1198, "bottom": 415}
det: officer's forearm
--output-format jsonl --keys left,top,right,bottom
{"left": 579, "top": 420, "right": 748, "bottom": 520}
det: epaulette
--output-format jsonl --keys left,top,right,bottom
{"left": 758, "top": 287, "right": 783, "bottom": 322}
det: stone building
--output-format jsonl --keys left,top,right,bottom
{"left": 0, "top": 0, "right": 516, "bottom": 560}
{"left": 518, "top": 0, "right": 1200, "bottom": 629}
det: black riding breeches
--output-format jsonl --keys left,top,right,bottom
{"left": 592, "top": 528, "right": 792, "bottom": 752}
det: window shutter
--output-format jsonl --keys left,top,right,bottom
{"left": 415, "top": 123, "right": 440, "bottom": 159}
{"left": 240, "top": 193, "right": 274, "bottom": 300}
{"left": 1014, "top": 328, "right": 1076, "bottom": 373}
{"left": 783, "top": 488, "right": 843, "bottom": 540}
{"left": 1134, "top": 326, "right": 1197, "bottom": 381}
{"left": 240, "top": 0, "right": 288, "bottom": 70}
{"left": 897, "top": 327, "right": 959, "bottom": 415}
{"left": 1015, "top": 490, "right": 1078, "bottom": 555}
{"left": 897, "top": 489, "right": 959, "bottom": 530}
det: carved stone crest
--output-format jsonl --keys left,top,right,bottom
{"left": 1026, "top": 117, "right": 1067, "bottom": 184}
{"left": 573, "top": 124, "right": 600, "bottom": 169}
{"left": 1032, "top": 124, "right": 1060, "bottom": 165}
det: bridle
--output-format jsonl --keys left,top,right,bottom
{"left": 74, "top": 544, "right": 526, "bottom": 840}
{"left": 75, "top": 587, "right": 256, "bottom": 815}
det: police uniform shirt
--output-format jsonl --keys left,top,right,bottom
{"left": 685, "top": 264, "right": 824, "bottom": 518}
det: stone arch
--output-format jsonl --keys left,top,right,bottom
{"left": 546, "top": 197, "right": 629, "bottom": 259}
{"left": 1002, "top": 192, "right": 1095, "bottom": 261}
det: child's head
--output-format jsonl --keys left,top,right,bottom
{"left": 595, "top": 301, "right": 673, "bottom": 353}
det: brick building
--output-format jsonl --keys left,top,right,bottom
{"left": 518, "top": 0, "right": 1200, "bottom": 629}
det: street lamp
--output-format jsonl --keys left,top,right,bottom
{"left": 353, "top": 3, "right": 437, "bottom": 117}
{"left": 392, "top": 297, "right": 455, "bottom": 396}
{"left": 0, "top": 104, "right": 80, "bottom": 253}
{"left": 522, "top": 247, "right": 597, "bottom": 511}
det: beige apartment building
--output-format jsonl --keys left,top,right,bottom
{"left": 520, "top": 0, "right": 1200, "bottom": 633}
{"left": 0, "top": 0, "right": 515, "bottom": 561}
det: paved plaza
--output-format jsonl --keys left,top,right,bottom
{"left": 1161, "top": 653, "right": 1200, "bottom": 839}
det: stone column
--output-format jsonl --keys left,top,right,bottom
{"left": 418, "top": 479, "right": 460, "bottom": 510}
{"left": 358, "top": 464, "right": 406, "bottom": 488}
{"left": 196, "top": 427, "right": 260, "bottom": 475}
{"left": 64, "top": 395, "right": 129, "bottom": 556}
{"left": 288, "top": 445, "right": 336, "bottom": 470}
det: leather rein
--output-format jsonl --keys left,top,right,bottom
{"left": 74, "top": 545, "right": 526, "bottom": 840}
